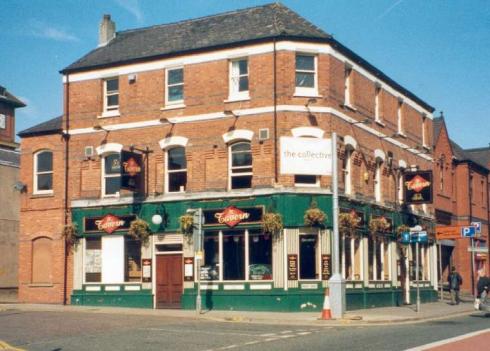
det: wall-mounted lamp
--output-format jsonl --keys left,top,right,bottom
{"left": 351, "top": 118, "right": 371, "bottom": 125}
{"left": 159, "top": 117, "right": 175, "bottom": 124}
{"left": 363, "top": 172, "right": 370, "bottom": 182}
{"left": 224, "top": 109, "right": 238, "bottom": 118}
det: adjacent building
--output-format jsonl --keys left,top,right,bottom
{"left": 18, "top": 4, "right": 438, "bottom": 311}
{"left": 0, "top": 85, "right": 25, "bottom": 291}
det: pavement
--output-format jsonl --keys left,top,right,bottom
{"left": 0, "top": 291, "right": 480, "bottom": 327}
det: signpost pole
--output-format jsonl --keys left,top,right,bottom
{"left": 189, "top": 208, "right": 203, "bottom": 316}
{"left": 416, "top": 240, "right": 420, "bottom": 312}
{"left": 470, "top": 237, "right": 475, "bottom": 296}
{"left": 438, "top": 242, "right": 443, "bottom": 300}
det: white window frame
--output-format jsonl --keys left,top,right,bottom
{"left": 344, "top": 65, "right": 353, "bottom": 107}
{"left": 397, "top": 99, "right": 404, "bottom": 135}
{"left": 103, "top": 77, "right": 119, "bottom": 113}
{"left": 33, "top": 150, "right": 54, "bottom": 195}
{"left": 165, "top": 147, "right": 187, "bottom": 193}
{"left": 294, "top": 53, "right": 318, "bottom": 97}
{"left": 374, "top": 84, "right": 382, "bottom": 123}
{"left": 298, "top": 232, "right": 321, "bottom": 281}
{"left": 228, "top": 141, "right": 253, "bottom": 190}
{"left": 344, "top": 149, "right": 353, "bottom": 195}
{"left": 165, "top": 67, "right": 184, "bottom": 106}
{"left": 375, "top": 160, "right": 382, "bottom": 202}
{"left": 228, "top": 58, "right": 249, "bottom": 101}
{"left": 101, "top": 152, "right": 121, "bottom": 198}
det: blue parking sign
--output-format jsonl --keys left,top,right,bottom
{"left": 400, "top": 232, "right": 411, "bottom": 244}
{"left": 461, "top": 226, "right": 476, "bottom": 238}
{"left": 471, "top": 222, "right": 481, "bottom": 234}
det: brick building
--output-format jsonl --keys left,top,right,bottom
{"left": 433, "top": 116, "right": 489, "bottom": 294}
{"left": 18, "top": 4, "right": 438, "bottom": 311}
{"left": 0, "top": 85, "right": 25, "bottom": 290}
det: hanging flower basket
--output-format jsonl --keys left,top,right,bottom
{"left": 128, "top": 218, "right": 151, "bottom": 246}
{"left": 339, "top": 212, "right": 361, "bottom": 238}
{"left": 262, "top": 212, "right": 283, "bottom": 237}
{"left": 395, "top": 224, "right": 410, "bottom": 243}
{"left": 304, "top": 201, "right": 327, "bottom": 227}
{"left": 368, "top": 216, "right": 390, "bottom": 236}
{"left": 179, "top": 214, "right": 194, "bottom": 237}
{"left": 62, "top": 223, "right": 79, "bottom": 249}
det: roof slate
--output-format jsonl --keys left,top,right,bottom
{"left": 0, "top": 85, "right": 26, "bottom": 108}
{"left": 465, "top": 147, "right": 490, "bottom": 168}
{"left": 17, "top": 116, "right": 62, "bottom": 138}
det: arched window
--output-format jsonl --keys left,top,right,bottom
{"left": 166, "top": 147, "right": 187, "bottom": 193}
{"left": 102, "top": 152, "right": 121, "bottom": 196}
{"left": 34, "top": 150, "right": 53, "bottom": 194}
{"left": 32, "top": 237, "right": 53, "bottom": 284}
{"left": 229, "top": 141, "right": 252, "bottom": 189}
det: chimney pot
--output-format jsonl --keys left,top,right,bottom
{"left": 99, "top": 14, "right": 116, "bottom": 47}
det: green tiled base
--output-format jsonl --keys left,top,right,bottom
{"left": 71, "top": 289, "right": 153, "bottom": 308}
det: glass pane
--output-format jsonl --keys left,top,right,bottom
{"left": 125, "top": 238, "right": 141, "bottom": 282}
{"left": 85, "top": 237, "right": 101, "bottom": 283}
{"left": 238, "top": 59, "right": 248, "bottom": 74}
{"left": 249, "top": 231, "right": 272, "bottom": 280}
{"left": 300, "top": 235, "right": 317, "bottom": 279}
{"left": 168, "top": 147, "right": 186, "bottom": 170}
{"left": 368, "top": 238, "right": 374, "bottom": 280}
{"left": 105, "top": 154, "right": 120, "bottom": 174}
{"left": 223, "top": 231, "right": 245, "bottom": 280}
{"left": 232, "top": 152, "right": 252, "bottom": 167}
{"left": 168, "top": 86, "right": 183, "bottom": 102}
{"left": 106, "top": 78, "right": 118, "bottom": 92}
{"left": 202, "top": 232, "right": 219, "bottom": 281}
{"left": 239, "top": 76, "right": 249, "bottom": 92}
{"left": 376, "top": 240, "right": 382, "bottom": 280}
{"left": 168, "top": 69, "right": 183, "bottom": 85}
{"left": 295, "top": 175, "right": 317, "bottom": 184}
{"left": 295, "top": 72, "right": 314, "bottom": 88}
{"left": 231, "top": 167, "right": 252, "bottom": 174}
{"left": 296, "top": 55, "right": 314, "bottom": 70}
{"left": 345, "top": 237, "right": 352, "bottom": 280}
{"left": 231, "top": 175, "right": 252, "bottom": 189}
{"left": 168, "top": 172, "right": 187, "bottom": 192}
{"left": 37, "top": 174, "right": 52, "bottom": 191}
{"left": 37, "top": 152, "right": 53, "bottom": 172}
{"left": 231, "top": 142, "right": 250, "bottom": 152}
{"left": 105, "top": 176, "right": 121, "bottom": 195}
{"left": 107, "top": 94, "right": 119, "bottom": 107}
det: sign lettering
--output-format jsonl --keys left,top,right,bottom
{"left": 203, "top": 206, "right": 263, "bottom": 227}
{"left": 121, "top": 150, "right": 143, "bottom": 192}
{"left": 403, "top": 171, "right": 433, "bottom": 204}
{"left": 288, "top": 254, "right": 298, "bottom": 281}
{"left": 84, "top": 214, "right": 136, "bottom": 233}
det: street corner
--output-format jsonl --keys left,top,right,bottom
{"left": 0, "top": 341, "right": 24, "bottom": 351}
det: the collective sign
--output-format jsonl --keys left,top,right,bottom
{"left": 280, "top": 137, "right": 332, "bottom": 175}
{"left": 120, "top": 150, "right": 143, "bottom": 191}
{"left": 403, "top": 171, "right": 433, "bottom": 204}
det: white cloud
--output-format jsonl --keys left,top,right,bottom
{"left": 114, "top": 0, "right": 144, "bottom": 24}
{"left": 375, "top": 0, "right": 404, "bottom": 22}
{"left": 29, "top": 20, "right": 79, "bottom": 42}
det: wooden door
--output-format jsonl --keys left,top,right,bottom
{"left": 156, "top": 254, "right": 183, "bottom": 308}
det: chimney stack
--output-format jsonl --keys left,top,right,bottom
{"left": 98, "top": 14, "right": 115, "bottom": 47}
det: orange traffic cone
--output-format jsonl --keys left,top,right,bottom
{"left": 320, "top": 288, "right": 332, "bottom": 320}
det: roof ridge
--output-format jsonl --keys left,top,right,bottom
{"left": 274, "top": 2, "right": 330, "bottom": 37}
{"left": 117, "top": 2, "right": 279, "bottom": 36}
{"left": 465, "top": 146, "right": 490, "bottom": 152}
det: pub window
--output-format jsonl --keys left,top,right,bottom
{"left": 248, "top": 230, "right": 272, "bottom": 280}
{"left": 166, "top": 67, "right": 184, "bottom": 105}
{"left": 229, "top": 141, "right": 252, "bottom": 189}
{"left": 202, "top": 232, "right": 220, "bottom": 281}
{"left": 368, "top": 237, "right": 390, "bottom": 281}
{"left": 32, "top": 237, "right": 53, "bottom": 284}
{"left": 166, "top": 147, "right": 187, "bottom": 193}
{"left": 409, "top": 243, "right": 427, "bottom": 281}
{"left": 34, "top": 150, "right": 53, "bottom": 194}
{"left": 295, "top": 54, "right": 317, "bottom": 95}
{"left": 229, "top": 58, "right": 249, "bottom": 99}
{"left": 104, "top": 77, "right": 119, "bottom": 112}
{"left": 299, "top": 234, "right": 318, "bottom": 280}
{"left": 125, "top": 237, "right": 142, "bottom": 282}
{"left": 223, "top": 231, "right": 245, "bottom": 280}
{"left": 341, "top": 235, "right": 362, "bottom": 281}
{"left": 102, "top": 152, "right": 121, "bottom": 197}
{"left": 85, "top": 237, "right": 102, "bottom": 283}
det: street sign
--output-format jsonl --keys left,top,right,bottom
{"left": 467, "top": 246, "right": 488, "bottom": 253}
{"left": 436, "top": 225, "right": 463, "bottom": 240}
{"left": 461, "top": 226, "right": 476, "bottom": 238}
{"left": 470, "top": 221, "right": 481, "bottom": 234}
{"left": 412, "top": 231, "right": 428, "bottom": 243}
{"left": 400, "top": 232, "right": 411, "bottom": 244}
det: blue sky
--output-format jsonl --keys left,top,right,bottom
{"left": 2, "top": 0, "right": 489, "bottom": 148}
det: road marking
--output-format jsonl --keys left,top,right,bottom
{"left": 259, "top": 333, "right": 276, "bottom": 337}
{"left": 144, "top": 327, "right": 257, "bottom": 337}
{"left": 280, "top": 330, "right": 292, "bottom": 334}
{"left": 244, "top": 341, "right": 259, "bottom": 345}
{"left": 404, "top": 328, "right": 490, "bottom": 351}
{"left": 219, "top": 345, "right": 237, "bottom": 350}
{"left": 297, "top": 331, "right": 312, "bottom": 336}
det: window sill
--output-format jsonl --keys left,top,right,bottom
{"left": 294, "top": 183, "right": 320, "bottom": 188}
{"left": 31, "top": 192, "right": 54, "bottom": 198}
{"left": 375, "top": 120, "right": 386, "bottom": 127}
{"left": 293, "top": 92, "right": 322, "bottom": 98}
{"left": 397, "top": 132, "right": 407, "bottom": 138}
{"left": 224, "top": 96, "right": 250, "bottom": 103}
{"left": 343, "top": 103, "right": 357, "bottom": 112}
{"left": 98, "top": 110, "right": 120, "bottom": 118}
{"left": 28, "top": 283, "right": 54, "bottom": 287}
{"left": 160, "top": 104, "right": 185, "bottom": 111}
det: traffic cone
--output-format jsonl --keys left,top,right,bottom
{"left": 320, "top": 288, "right": 332, "bottom": 320}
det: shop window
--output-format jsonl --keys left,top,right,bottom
{"left": 34, "top": 150, "right": 53, "bottom": 194}
{"left": 31, "top": 237, "right": 52, "bottom": 284}
{"left": 125, "top": 238, "right": 141, "bottom": 282}
{"left": 229, "top": 142, "right": 252, "bottom": 189}
{"left": 223, "top": 231, "right": 245, "bottom": 280}
{"left": 202, "top": 232, "right": 220, "bottom": 281}
{"left": 409, "top": 243, "right": 427, "bottom": 281}
{"left": 299, "top": 234, "right": 318, "bottom": 280}
{"left": 166, "top": 67, "right": 184, "bottom": 105}
{"left": 102, "top": 152, "right": 121, "bottom": 196}
{"left": 341, "top": 235, "right": 362, "bottom": 281}
{"left": 229, "top": 58, "right": 249, "bottom": 99}
{"left": 248, "top": 230, "right": 272, "bottom": 280}
{"left": 104, "top": 77, "right": 119, "bottom": 112}
{"left": 166, "top": 147, "right": 187, "bottom": 193}
{"left": 85, "top": 237, "right": 102, "bottom": 283}
{"left": 295, "top": 54, "right": 317, "bottom": 95}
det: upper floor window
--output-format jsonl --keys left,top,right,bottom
{"left": 229, "top": 141, "right": 252, "bottom": 189}
{"left": 166, "top": 67, "right": 184, "bottom": 105}
{"left": 374, "top": 84, "right": 382, "bottom": 123}
{"left": 344, "top": 65, "right": 353, "bottom": 107}
{"left": 422, "top": 114, "right": 427, "bottom": 147}
{"left": 374, "top": 160, "right": 383, "bottom": 203}
{"left": 102, "top": 152, "right": 121, "bottom": 196}
{"left": 397, "top": 99, "right": 404, "bottom": 134}
{"left": 34, "top": 150, "right": 53, "bottom": 194}
{"left": 343, "top": 148, "right": 353, "bottom": 195}
{"left": 166, "top": 147, "right": 187, "bottom": 193}
{"left": 229, "top": 58, "right": 249, "bottom": 99}
{"left": 104, "top": 78, "right": 119, "bottom": 112}
{"left": 295, "top": 54, "right": 317, "bottom": 95}
{"left": 0, "top": 114, "right": 6, "bottom": 129}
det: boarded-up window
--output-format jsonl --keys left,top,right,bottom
{"left": 32, "top": 237, "right": 53, "bottom": 284}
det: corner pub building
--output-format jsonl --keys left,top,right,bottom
{"left": 18, "top": 4, "right": 439, "bottom": 311}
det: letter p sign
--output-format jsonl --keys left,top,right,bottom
{"left": 461, "top": 226, "right": 476, "bottom": 238}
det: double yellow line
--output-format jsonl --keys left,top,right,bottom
{"left": 0, "top": 341, "right": 24, "bottom": 350}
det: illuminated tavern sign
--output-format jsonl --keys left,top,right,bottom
{"left": 403, "top": 171, "right": 433, "bottom": 204}
{"left": 84, "top": 214, "right": 136, "bottom": 234}
{"left": 203, "top": 206, "right": 263, "bottom": 228}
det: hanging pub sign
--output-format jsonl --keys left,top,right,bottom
{"left": 203, "top": 206, "right": 263, "bottom": 228}
{"left": 84, "top": 214, "right": 137, "bottom": 234}
{"left": 288, "top": 254, "right": 298, "bottom": 280}
{"left": 121, "top": 150, "right": 143, "bottom": 191}
{"left": 403, "top": 171, "right": 433, "bottom": 204}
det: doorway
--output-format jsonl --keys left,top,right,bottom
{"left": 156, "top": 254, "right": 183, "bottom": 308}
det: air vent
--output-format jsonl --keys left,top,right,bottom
{"left": 259, "top": 128, "right": 269, "bottom": 141}
{"left": 84, "top": 146, "right": 94, "bottom": 158}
